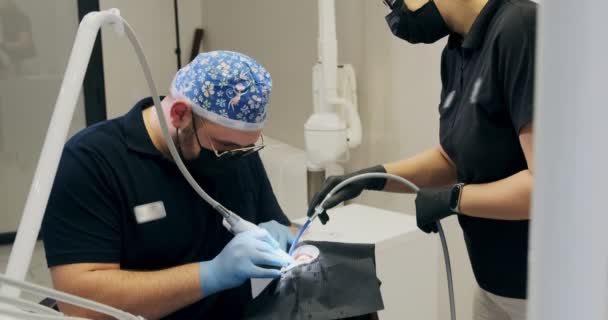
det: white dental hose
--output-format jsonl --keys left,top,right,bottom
{"left": 121, "top": 18, "right": 257, "bottom": 234}
{"left": 0, "top": 274, "right": 143, "bottom": 320}
{"left": 0, "top": 309, "right": 88, "bottom": 320}
{"left": 300, "top": 172, "right": 456, "bottom": 320}
{"left": 0, "top": 295, "right": 63, "bottom": 316}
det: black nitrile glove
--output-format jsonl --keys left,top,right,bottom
{"left": 307, "top": 165, "right": 387, "bottom": 224}
{"left": 415, "top": 187, "right": 456, "bottom": 233}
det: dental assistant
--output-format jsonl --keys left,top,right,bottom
{"left": 310, "top": 1, "right": 537, "bottom": 319}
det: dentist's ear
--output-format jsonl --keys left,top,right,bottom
{"left": 169, "top": 100, "right": 193, "bottom": 130}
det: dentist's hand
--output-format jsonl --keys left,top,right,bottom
{"left": 307, "top": 165, "right": 387, "bottom": 224}
{"left": 199, "top": 229, "right": 293, "bottom": 297}
{"left": 258, "top": 220, "right": 296, "bottom": 252}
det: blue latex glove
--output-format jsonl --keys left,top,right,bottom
{"left": 199, "top": 228, "right": 293, "bottom": 297}
{"left": 258, "top": 220, "right": 296, "bottom": 252}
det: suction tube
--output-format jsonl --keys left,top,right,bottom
{"left": 295, "top": 172, "right": 456, "bottom": 320}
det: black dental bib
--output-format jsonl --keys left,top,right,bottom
{"left": 244, "top": 241, "right": 384, "bottom": 320}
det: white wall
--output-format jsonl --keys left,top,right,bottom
{"left": 100, "top": 0, "right": 203, "bottom": 118}
{"left": 201, "top": 0, "right": 317, "bottom": 148}
{"left": 1, "top": 0, "right": 204, "bottom": 233}
{"left": 201, "top": 1, "right": 475, "bottom": 319}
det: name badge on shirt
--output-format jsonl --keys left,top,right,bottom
{"left": 134, "top": 201, "right": 167, "bottom": 224}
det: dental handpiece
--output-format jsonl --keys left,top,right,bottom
{"left": 288, "top": 206, "right": 323, "bottom": 256}
{"left": 218, "top": 206, "right": 260, "bottom": 235}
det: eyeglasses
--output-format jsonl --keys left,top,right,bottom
{"left": 210, "top": 135, "right": 265, "bottom": 160}
{"left": 194, "top": 118, "right": 265, "bottom": 160}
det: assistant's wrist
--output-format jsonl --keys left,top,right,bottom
{"left": 455, "top": 184, "right": 470, "bottom": 215}
{"left": 448, "top": 183, "right": 465, "bottom": 214}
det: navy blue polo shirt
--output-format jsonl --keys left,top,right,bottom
{"left": 438, "top": 0, "right": 536, "bottom": 299}
{"left": 42, "top": 97, "right": 290, "bottom": 319}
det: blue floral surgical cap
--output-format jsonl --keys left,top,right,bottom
{"left": 170, "top": 50, "right": 272, "bottom": 131}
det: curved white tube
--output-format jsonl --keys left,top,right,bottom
{"left": 0, "top": 308, "right": 89, "bottom": 320}
{"left": 3, "top": 8, "right": 125, "bottom": 296}
{"left": 0, "top": 295, "right": 62, "bottom": 316}
{"left": 0, "top": 274, "right": 142, "bottom": 320}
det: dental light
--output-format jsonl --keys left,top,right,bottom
{"left": 304, "top": 0, "right": 363, "bottom": 203}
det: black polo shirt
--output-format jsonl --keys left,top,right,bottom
{"left": 438, "top": 0, "right": 536, "bottom": 299}
{"left": 41, "top": 97, "right": 290, "bottom": 319}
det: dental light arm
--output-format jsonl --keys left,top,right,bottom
{"left": 305, "top": 1, "right": 363, "bottom": 203}
{"left": 336, "top": 64, "right": 361, "bottom": 149}
{"left": 295, "top": 172, "right": 456, "bottom": 320}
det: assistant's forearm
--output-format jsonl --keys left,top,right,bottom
{"left": 383, "top": 147, "right": 458, "bottom": 193}
{"left": 57, "top": 263, "right": 202, "bottom": 320}
{"left": 460, "top": 169, "right": 533, "bottom": 220}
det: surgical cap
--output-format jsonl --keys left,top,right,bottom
{"left": 171, "top": 50, "right": 272, "bottom": 131}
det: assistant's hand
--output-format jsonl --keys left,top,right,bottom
{"left": 199, "top": 229, "right": 293, "bottom": 297}
{"left": 415, "top": 187, "right": 456, "bottom": 233}
{"left": 307, "top": 165, "right": 387, "bottom": 224}
{"left": 258, "top": 220, "right": 295, "bottom": 252}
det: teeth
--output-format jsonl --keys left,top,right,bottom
{"left": 280, "top": 245, "right": 320, "bottom": 274}
{"left": 295, "top": 254, "right": 313, "bottom": 263}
